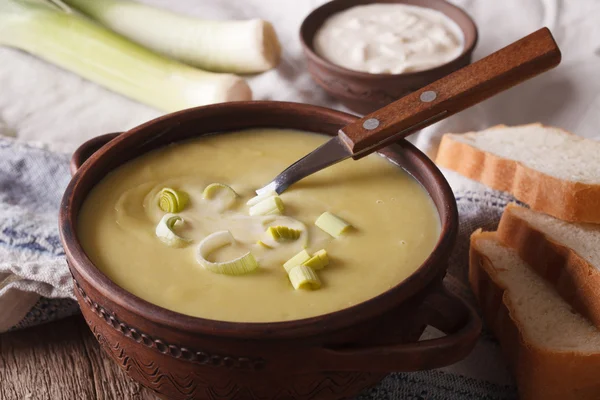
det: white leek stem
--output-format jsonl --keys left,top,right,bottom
{"left": 63, "top": 0, "right": 282, "bottom": 73}
{"left": 0, "top": 0, "right": 252, "bottom": 112}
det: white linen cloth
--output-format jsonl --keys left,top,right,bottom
{"left": 1, "top": 0, "right": 599, "bottom": 398}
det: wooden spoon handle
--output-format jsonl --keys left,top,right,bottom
{"left": 339, "top": 27, "right": 561, "bottom": 157}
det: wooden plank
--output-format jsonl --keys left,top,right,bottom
{"left": 0, "top": 316, "right": 157, "bottom": 400}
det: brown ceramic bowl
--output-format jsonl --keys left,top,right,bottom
{"left": 59, "top": 101, "right": 480, "bottom": 400}
{"left": 300, "top": 0, "right": 478, "bottom": 114}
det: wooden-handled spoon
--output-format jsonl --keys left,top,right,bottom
{"left": 257, "top": 27, "right": 561, "bottom": 195}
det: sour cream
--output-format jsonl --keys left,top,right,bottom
{"left": 314, "top": 3, "right": 464, "bottom": 74}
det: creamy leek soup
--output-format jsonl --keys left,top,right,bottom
{"left": 78, "top": 129, "right": 440, "bottom": 322}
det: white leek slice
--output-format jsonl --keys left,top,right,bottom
{"left": 202, "top": 183, "right": 238, "bottom": 210}
{"left": 288, "top": 265, "right": 321, "bottom": 290}
{"left": 246, "top": 190, "right": 278, "bottom": 206}
{"left": 266, "top": 226, "right": 302, "bottom": 242}
{"left": 283, "top": 249, "right": 311, "bottom": 273}
{"left": 196, "top": 231, "right": 258, "bottom": 275}
{"left": 256, "top": 240, "right": 273, "bottom": 249}
{"left": 155, "top": 214, "right": 191, "bottom": 248}
{"left": 158, "top": 187, "right": 188, "bottom": 213}
{"left": 0, "top": 0, "right": 252, "bottom": 112}
{"left": 302, "top": 249, "right": 329, "bottom": 270}
{"left": 249, "top": 195, "right": 284, "bottom": 216}
{"left": 315, "top": 212, "right": 352, "bottom": 238}
{"left": 63, "top": 0, "right": 281, "bottom": 73}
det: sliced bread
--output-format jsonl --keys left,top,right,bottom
{"left": 497, "top": 203, "right": 600, "bottom": 329}
{"left": 435, "top": 123, "right": 600, "bottom": 223}
{"left": 470, "top": 230, "right": 600, "bottom": 400}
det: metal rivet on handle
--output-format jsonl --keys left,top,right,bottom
{"left": 420, "top": 91, "right": 437, "bottom": 102}
{"left": 363, "top": 118, "right": 380, "bottom": 130}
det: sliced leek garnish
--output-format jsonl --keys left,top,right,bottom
{"left": 202, "top": 183, "right": 238, "bottom": 210}
{"left": 288, "top": 265, "right": 321, "bottom": 290}
{"left": 249, "top": 195, "right": 284, "bottom": 216}
{"left": 256, "top": 240, "right": 273, "bottom": 249}
{"left": 246, "top": 190, "right": 277, "bottom": 206}
{"left": 315, "top": 212, "right": 351, "bottom": 238}
{"left": 196, "top": 230, "right": 258, "bottom": 275}
{"left": 283, "top": 249, "right": 311, "bottom": 273}
{"left": 155, "top": 214, "right": 191, "bottom": 248}
{"left": 302, "top": 249, "right": 329, "bottom": 270}
{"left": 260, "top": 217, "right": 308, "bottom": 249}
{"left": 266, "top": 225, "right": 302, "bottom": 242}
{"left": 158, "top": 188, "right": 189, "bottom": 213}
{"left": 203, "top": 183, "right": 238, "bottom": 199}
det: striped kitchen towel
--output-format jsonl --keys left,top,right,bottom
{"left": 0, "top": 137, "right": 77, "bottom": 332}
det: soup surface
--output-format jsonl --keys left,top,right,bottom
{"left": 78, "top": 129, "right": 440, "bottom": 322}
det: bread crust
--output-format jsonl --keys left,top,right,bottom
{"left": 435, "top": 124, "right": 600, "bottom": 224}
{"left": 470, "top": 231, "right": 600, "bottom": 400}
{"left": 496, "top": 204, "right": 600, "bottom": 329}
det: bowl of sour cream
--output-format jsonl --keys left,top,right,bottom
{"left": 300, "top": 0, "right": 478, "bottom": 114}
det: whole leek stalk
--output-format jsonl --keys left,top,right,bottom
{"left": 62, "top": 0, "right": 282, "bottom": 74}
{"left": 0, "top": 0, "right": 252, "bottom": 112}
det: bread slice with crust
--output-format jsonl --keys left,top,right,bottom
{"left": 435, "top": 124, "right": 600, "bottom": 223}
{"left": 470, "top": 230, "right": 600, "bottom": 400}
{"left": 497, "top": 204, "right": 600, "bottom": 329}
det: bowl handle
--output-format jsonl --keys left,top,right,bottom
{"left": 315, "top": 285, "right": 481, "bottom": 372}
{"left": 70, "top": 133, "right": 121, "bottom": 176}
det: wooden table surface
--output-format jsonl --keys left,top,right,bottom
{"left": 0, "top": 315, "right": 158, "bottom": 400}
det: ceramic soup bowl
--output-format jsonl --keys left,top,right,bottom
{"left": 59, "top": 101, "right": 480, "bottom": 400}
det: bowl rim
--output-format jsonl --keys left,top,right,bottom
{"left": 299, "top": 0, "right": 479, "bottom": 79}
{"left": 59, "top": 101, "right": 458, "bottom": 340}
